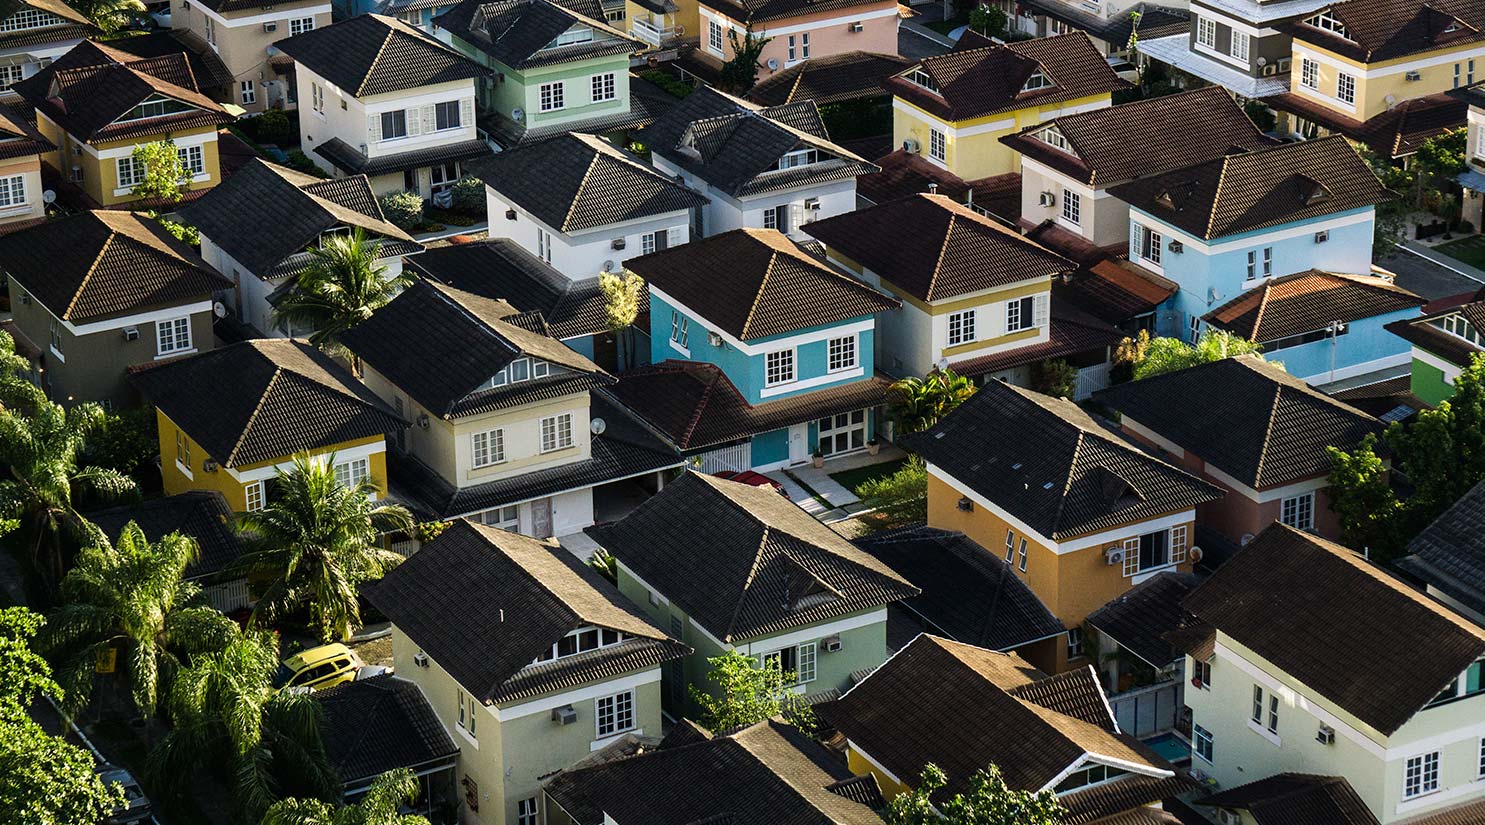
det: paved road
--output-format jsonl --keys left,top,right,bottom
{"left": 1383, "top": 245, "right": 1484, "bottom": 300}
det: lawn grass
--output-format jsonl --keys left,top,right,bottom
{"left": 829, "top": 458, "right": 906, "bottom": 496}
{"left": 1435, "top": 235, "right": 1485, "bottom": 269}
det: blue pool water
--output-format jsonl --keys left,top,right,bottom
{"left": 1143, "top": 732, "right": 1190, "bottom": 763}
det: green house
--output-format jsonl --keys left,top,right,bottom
{"left": 1385, "top": 292, "right": 1485, "bottom": 406}
{"left": 588, "top": 471, "right": 920, "bottom": 716}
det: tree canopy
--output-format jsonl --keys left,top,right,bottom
{"left": 690, "top": 650, "right": 814, "bottom": 732}
{"left": 883, "top": 764, "right": 1065, "bottom": 825}
{"left": 889, "top": 369, "right": 977, "bottom": 434}
{"left": 260, "top": 768, "right": 429, "bottom": 825}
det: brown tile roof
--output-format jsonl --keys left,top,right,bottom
{"left": 0, "top": 210, "right": 228, "bottom": 324}
{"left": 274, "top": 14, "right": 486, "bottom": 97}
{"left": 817, "top": 636, "right": 1174, "bottom": 803}
{"left": 1058, "top": 258, "right": 1178, "bottom": 324}
{"left": 435, "top": 0, "right": 638, "bottom": 70}
{"left": 625, "top": 228, "right": 898, "bottom": 340}
{"left": 1397, "top": 797, "right": 1485, "bottom": 825}
{"left": 856, "top": 150, "right": 1021, "bottom": 221}
{"left": 749, "top": 51, "right": 912, "bottom": 107}
{"left": 1385, "top": 290, "right": 1485, "bottom": 367}
{"left": 1196, "top": 774, "right": 1380, "bottom": 825}
{"left": 1287, "top": 0, "right": 1485, "bottom": 63}
{"left": 804, "top": 193, "right": 1073, "bottom": 302}
{"left": 1001, "top": 86, "right": 1271, "bottom": 187}
{"left": 1265, "top": 92, "right": 1465, "bottom": 160}
{"left": 1097, "top": 356, "right": 1384, "bottom": 488}
{"left": 1400, "top": 477, "right": 1485, "bottom": 617}
{"left": 1087, "top": 571, "right": 1201, "bottom": 667}
{"left": 1204, "top": 270, "right": 1424, "bottom": 343}
{"left": 588, "top": 470, "right": 919, "bottom": 642}
{"left": 1107, "top": 136, "right": 1392, "bottom": 240}
{"left": 700, "top": 0, "right": 892, "bottom": 25}
{"left": 909, "top": 380, "right": 1223, "bottom": 540}
{"left": 1063, "top": 774, "right": 1197, "bottom": 825}
{"left": 604, "top": 360, "right": 893, "bottom": 450}
{"left": 885, "top": 32, "right": 1127, "bottom": 123}
{"left": 1184, "top": 522, "right": 1485, "bottom": 736}
{"left": 130, "top": 339, "right": 406, "bottom": 468}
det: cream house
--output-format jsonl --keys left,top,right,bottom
{"left": 170, "top": 0, "right": 330, "bottom": 111}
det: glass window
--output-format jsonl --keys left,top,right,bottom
{"left": 116, "top": 156, "right": 145, "bottom": 188}
{"left": 796, "top": 642, "right": 817, "bottom": 683}
{"left": 1061, "top": 189, "right": 1080, "bottom": 225}
{"left": 244, "top": 481, "right": 265, "bottom": 512}
{"left": 1038, "top": 126, "right": 1069, "bottom": 151}
{"left": 1194, "top": 724, "right": 1214, "bottom": 762}
{"left": 1196, "top": 16, "right": 1215, "bottom": 47}
{"left": 591, "top": 72, "right": 616, "bottom": 102}
{"left": 333, "top": 457, "right": 370, "bottom": 489}
{"left": 947, "top": 309, "right": 976, "bottom": 345}
{"left": 907, "top": 68, "right": 938, "bottom": 92}
{"left": 1230, "top": 29, "right": 1249, "bottom": 61}
{"left": 156, "top": 316, "right": 191, "bottom": 355}
{"left": 787, "top": 34, "right": 795, "bottom": 62}
{"left": 290, "top": 16, "right": 314, "bottom": 34}
{"left": 778, "top": 148, "right": 819, "bottom": 170}
{"left": 537, "top": 229, "right": 551, "bottom": 263}
{"left": 540, "top": 413, "right": 573, "bottom": 452}
{"left": 380, "top": 110, "right": 408, "bottom": 139}
{"left": 670, "top": 311, "right": 689, "bottom": 348}
{"left": 929, "top": 128, "right": 946, "bottom": 161}
{"left": 1281, "top": 493, "right": 1314, "bottom": 530}
{"left": 539, "top": 82, "right": 565, "bottom": 111}
{"left": 765, "top": 349, "right": 795, "bottom": 386}
{"left": 1134, "top": 224, "right": 1162, "bottom": 266}
{"left": 818, "top": 408, "right": 867, "bottom": 456}
{"left": 1006, "top": 296, "right": 1035, "bottom": 332}
{"left": 1018, "top": 538, "right": 1028, "bottom": 572}
{"left": 239, "top": 80, "right": 255, "bottom": 105}
{"left": 1252, "top": 684, "right": 1264, "bottom": 723}
{"left": 1338, "top": 73, "right": 1355, "bottom": 104}
{"left": 516, "top": 797, "right": 539, "bottom": 825}
{"left": 1020, "top": 71, "right": 1051, "bottom": 92}
{"left": 0, "top": 8, "right": 63, "bottom": 30}
{"left": 311, "top": 83, "right": 324, "bottom": 113}
{"left": 1301, "top": 58, "right": 1319, "bottom": 90}
{"left": 1005, "top": 530, "right": 1015, "bottom": 563}
{"left": 472, "top": 428, "right": 505, "bottom": 468}
{"left": 1268, "top": 693, "right": 1280, "bottom": 733}
{"left": 828, "top": 335, "right": 856, "bottom": 371}
{"left": 801, "top": 31, "right": 810, "bottom": 58}
{"left": 708, "top": 20, "right": 724, "bottom": 52}
{"left": 1404, "top": 752, "right": 1440, "bottom": 799}
{"left": 435, "top": 100, "right": 461, "bottom": 130}
{"left": 1066, "top": 627, "right": 1084, "bottom": 658}
{"left": 596, "top": 690, "right": 635, "bottom": 737}
{"left": 177, "top": 145, "right": 204, "bottom": 177}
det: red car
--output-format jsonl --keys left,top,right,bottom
{"left": 714, "top": 470, "right": 788, "bottom": 496}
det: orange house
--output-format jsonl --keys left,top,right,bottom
{"left": 909, "top": 380, "right": 1222, "bottom": 674}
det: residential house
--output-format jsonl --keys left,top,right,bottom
{"left": 0, "top": 210, "right": 228, "bottom": 407}
{"left": 1194, "top": 774, "right": 1383, "bottom": 825}
{"left": 851, "top": 525, "right": 1068, "bottom": 672}
{"left": 591, "top": 471, "right": 919, "bottom": 711}
{"left": 130, "top": 338, "right": 405, "bottom": 510}
{"left": 180, "top": 158, "right": 421, "bottom": 336}
{"left": 543, "top": 719, "right": 884, "bottom": 824}
{"left": 610, "top": 228, "right": 898, "bottom": 470}
{"left": 1456, "top": 81, "right": 1485, "bottom": 229}
{"left": 691, "top": 0, "right": 898, "bottom": 77}
{"left": 1399, "top": 477, "right": 1485, "bottom": 625}
{"left": 886, "top": 32, "right": 1127, "bottom": 182}
{"left": 1107, "top": 135, "right": 1393, "bottom": 344}
{"left": 13, "top": 39, "right": 234, "bottom": 207}
{"left": 1097, "top": 355, "right": 1385, "bottom": 548}
{"left": 746, "top": 51, "right": 911, "bottom": 109}
{"left": 364, "top": 518, "right": 690, "bottom": 825}
{"left": 999, "top": 86, "right": 1271, "bottom": 253}
{"left": 1135, "top": 0, "right": 1314, "bottom": 99}
{"left": 1007, "top": 0, "right": 1189, "bottom": 56}
{"left": 1084, "top": 571, "right": 1200, "bottom": 735}
{"left": 639, "top": 86, "right": 877, "bottom": 240}
{"left": 406, "top": 237, "right": 652, "bottom": 369}
{"left": 816, "top": 634, "right": 1189, "bottom": 822}
{"left": 475, "top": 133, "right": 706, "bottom": 279}
{"left": 314, "top": 676, "right": 460, "bottom": 815}
{"left": 1384, "top": 287, "right": 1485, "bottom": 404}
{"left": 340, "top": 278, "right": 681, "bottom": 536}
{"left": 0, "top": 105, "right": 57, "bottom": 228}
{"left": 1201, "top": 270, "right": 1424, "bottom": 383}
{"left": 434, "top": 0, "right": 646, "bottom": 147}
{"left": 0, "top": 0, "right": 91, "bottom": 88}
{"left": 1178, "top": 522, "right": 1485, "bottom": 824}
{"left": 279, "top": 14, "right": 492, "bottom": 198}
{"left": 169, "top": 0, "right": 330, "bottom": 111}
{"left": 1264, "top": 0, "right": 1480, "bottom": 160}
{"left": 88, "top": 490, "right": 251, "bottom": 612}
{"left": 908, "top": 380, "right": 1223, "bottom": 674}
{"left": 806, "top": 193, "right": 1129, "bottom": 394}
{"left": 377, "top": 0, "right": 458, "bottom": 33}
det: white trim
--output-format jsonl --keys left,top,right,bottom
{"left": 1039, "top": 752, "right": 1174, "bottom": 793}
{"left": 174, "top": 458, "right": 194, "bottom": 481}
{"left": 737, "top": 608, "right": 886, "bottom": 653}
{"left": 190, "top": 1, "right": 329, "bottom": 28}
{"left": 1193, "top": 40, "right": 1253, "bottom": 71}
{"left": 1202, "top": 464, "right": 1330, "bottom": 503}
{"left": 1296, "top": 351, "right": 1409, "bottom": 383}
{"left": 668, "top": 339, "right": 691, "bottom": 358}
{"left": 650, "top": 286, "right": 875, "bottom": 356}
{"left": 93, "top": 129, "right": 218, "bottom": 160}
{"left": 753, "top": 4, "right": 897, "bottom": 36}
{"left": 114, "top": 171, "right": 210, "bottom": 198}
{"left": 223, "top": 439, "right": 385, "bottom": 483}
{"left": 1296, "top": 39, "right": 1483, "bottom": 78}
{"left": 1020, "top": 157, "right": 1108, "bottom": 199}
{"left": 1414, "top": 346, "right": 1467, "bottom": 381}
{"left": 759, "top": 365, "right": 865, "bottom": 398}
{"left": 494, "top": 668, "right": 661, "bottom": 722}
{"left": 1059, "top": 509, "right": 1197, "bottom": 552}
{"left": 1195, "top": 5, "right": 1280, "bottom": 37}
{"left": 1396, "top": 776, "right": 1485, "bottom": 816}
{"left": 848, "top": 740, "right": 909, "bottom": 787}
{"left": 590, "top": 727, "right": 644, "bottom": 751}
{"left": 1120, "top": 418, "right": 1185, "bottom": 458}
{"left": 1246, "top": 716, "right": 1283, "bottom": 747}
{"left": 1129, "top": 208, "right": 1373, "bottom": 253}
{"left": 47, "top": 344, "right": 64, "bottom": 363}
{"left": 61, "top": 300, "right": 213, "bottom": 337}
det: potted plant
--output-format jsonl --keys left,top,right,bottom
{"left": 866, "top": 438, "right": 880, "bottom": 456}
{"left": 811, "top": 448, "right": 825, "bottom": 469}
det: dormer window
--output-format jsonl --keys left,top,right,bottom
{"left": 1440, "top": 313, "right": 1484, "bottom": 346}
{"left": 318, "top": 226, "right": 351, "bottom": 247}
{"left": 1427, "top": 658, "right": 1484, "bottom": 706}
{"left": 118, "top": 95, "right": 193, "bottom": 122}
{"left": 547, "top": 26, "right": 594, "bottom": 48}
{"left": 777, "top": 148, "right": 819, "bottom": 170}
{"left": 1305, "top": 10, "right": 1350, "bottom": 38}
{"left": 473, "top": 357, "right": 553, "bottom": 392}
{"left": 1038, "top": 125, "right": 1070, "bottom": 152}
{"left": 1056, "top": 763, "right": 1130, "bottom": 794}
{"left": 533, "top": 626, "right": 628, "bottom": 663}
{"left": 0, "top": 8, "right": 63, "bottom": 31}
{"left": 1021, "top": 71, "right": 1053, "bottom": 93}
{"left": 907, "top": 68, "right": 938, "bottom": 93}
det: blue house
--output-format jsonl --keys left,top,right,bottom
{"left": 1202, "top": 270, "right": 1425, "bottom": 384}
{"left": 606, "top": 228, "right": 899, "bottom": 471}
{"left": 1107, "top": 136, "right": 1394, "bottom": 356}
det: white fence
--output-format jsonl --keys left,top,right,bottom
{"left": 691, "top": 442, "right": 751, "bottom": 473}
{"left": 1075, "top": 362, "right": 1113, "bottom": 401}
{"left": 207, "top": 578, "right": 251, "bottom": 612}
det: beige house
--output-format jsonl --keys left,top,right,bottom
{"left": 0, "top": 0, "right": 91, "bottom": 87}
{"left": 170, "top": 0, "right": 330, "bottom": 111}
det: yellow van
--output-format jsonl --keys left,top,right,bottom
{"left": 276, "top": 643, "right": 363, "bottom": 692}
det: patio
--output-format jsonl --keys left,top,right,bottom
{"left": 765, "top": 444, "right": 908, "bottom": 523}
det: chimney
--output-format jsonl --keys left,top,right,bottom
{"left": 927, "top": 182, "right": 938, "bottom": 194}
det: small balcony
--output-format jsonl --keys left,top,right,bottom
{"left": 631, "top": 17, "right": 683, "bottom": 46}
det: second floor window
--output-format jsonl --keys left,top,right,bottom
{"left": 116, "top": 157, "right": 145, "bottom": 188}
{"left": 929, "top": 128, "right": 946, "bottom": 162}
{"left": 1405, "top": 751, "right": 1439, "bottom": 799}
{"left": 0, "top": 8, "right": 63, "bottom": 31}
{"left": 537, "top": 229, "right": 552, "bottom": 263}
{"left": 592, "top": 72, "right": 616, "bottom": 102}
{"left": 0, "top": 174, "right": 25, "bottom": 207}
{"left": 1194, "top": 724, "right": 1214, "bottom": 762}
{"left": 1301, "top": 58, "right": 1318, "bottom": 90}
{"left": 1006, "top": 295, "right": 1035, "bottom": 332}
{"left": 333, "top": 457, "right": 369, "bottom": 490}
{"left": 1230, "top": 30, "right": 1249, "bottom": 61}
{"left": 828, "top": 335, "right": 856, "bottom": 371}
{"left": 1196, "top": 16, "right": 1215, "bottom": 48}
{"left": 1245, "top": 247, "right": 1273, "bottom": 280}
{"left": 596, "top": 689, "right": 635, "bottom": 737}
{"left": 1061, "top": 189, "right": 1080, "bottom": 225}
{"left": 1338, "top": 72, "right": 1355, "bottom": 104}
{"left": 381, "top": 110, "right": 408, "bottom": 140}
{"left": 708, "top": 20, "right": 724, "bottom": 53}
{"left": 290, "top": 16, "right": 314, "bottom": 34}
{"left": 1442, "top": 313, "right": 1483, "bottom": 346}
{"left": 244, "top": 481, "right": 265, "bottom": 512}
{"left": 907, "top": 68, "right": 939, "bottom": 93}
{"left": 670, "top": 311, "right": 689, "bottom": 349}
{"left": 311, "top": 83, "right": 324, "bottom": 113}
{"left": 240, "top": 80, "right": 255, "bottom": 105}
{"left": 778, "top": 148, "right": 819, "bottom": 170}
{"left": 178, "top": 145, "right": 204, "bottom": 177}
{"left": 1133, "top": 223, "right": 1162, "bottom": 267}
{"left": 1121, "top": 525, "right": 1187, "bottom": 577}
{"left": 435, "top": 100, "right": 461, "bottom": 130}
{"left": 121, "top": 96, "right": 191, "bottom": 122}
{"left": 765, "top": 349, "right": 795, "bottom": 386}
{"left": 540, "top": 82, "right": 564, "bottom": 111}
{"left": 471, "top": 428, "right": 505, "bottom": 468}
{"left": 947, "top": 308, "right": 976, "bottom": 345}
{"left": 541, "top": 413, "right": 573, "bottom": 452}
{"left": 1281, "top": 492, "right": 1314, "bottom": 530}
{"left": 157, "top": 316, "right": 191, "bottom": 355}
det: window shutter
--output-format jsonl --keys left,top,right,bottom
{"left": 986, "top": 302, "right": 1002, "bottom": 339}
{"left": 789, "top": 203, "right": 804, "bottom": 231}
{"left": 460, "top": 97, "right": 474, "bottom": 130}
{"left": 1130, "top": 221, "right": 1139, "bottom": 257}
{"left": 667, "top": 226, "right": 683, "bottom": 247}
{"left": 1033, "top": 292, "right": 1049, "bottom": 327}
{"left": 368, "top": 113, "right": 382, "bottom": 142}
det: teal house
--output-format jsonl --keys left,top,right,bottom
{"left": 588, "top": 471, "right": 920, "bottom": 716}
{"left": 1386, "top": 290, "right": 1485, "bottom": 405}
{"left": 607, "top": 227, "right": 899, "bottom": 472}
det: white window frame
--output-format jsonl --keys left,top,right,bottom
{"left": 1135, "top": 224, "right": 1162, "bottom": 266}
{"left": 1194, "top": 724, "right": 1214, "bottom": 762}
{"left": 765, "top": 349, "right": 796, "bottom": 386}
{"left": 1066, "top": 627, "right": 1084, "bottom": 658}
{"left": 1006, "top": 295, "right": 1034, "bottom": 333}
{"left": 670, "top": 311, "right": 689, "bottom": 349}
{"left": 540, "top": 413, "right": 574, "bottom": 453}
{"left": 591, "top": 72, "right": 616, "bottom": 102}
{"left": 289, "top": 16, "right": 314, "bottom": 34}
{"left": 1005, "top": 530, "right": 1015, "bottom": 563}
{"left": 1018, "top": 538, "right": 1028, "bottom": 572}
{"left": 380, "top": 109, "right": 408, "bottom": 140}
{"left": 1252, "top": 683, "right": 1265, "bottom": 724}
{"left": 1230, "top": 29, "right": 1250, "bottom": 61}
{"left": 1196, "top": 16, "right": 1215, "bottom": 48}
{"left": 1404, "top": 751, "right": 1440, "bottom": 800}
{"left": 1337, "top": 72, "right": 1355, "bottom": 104}
{"left": 472, "top": 428, "right": 505, "bottom": 469}
{"left": 156, "top": 316, "right": 192, "bottom": 356}
{"left": 929, "top": 127, "right": 946, "bottom": 162}
{"left": 516, "top": 797, "right": 539, "bottom": 825}
{"left": 537, "top": 228, "right": 552, "bottom": 263}
{"left": 0, "top": 64, "right": 23, "bottom": 86}
{"left": 1061, "top": 188, "right": 1080, "bottom": 225}
{"left": 116, "top": 156, "right": 145, "bottom": 189}
{"left": 796, "top": 642, "right": 817, "bottom": 683}
{"left": 1281, "top": 492, "right": 1314, "bottom": 530}
{"left": 817, "top": 409, "right": 867, "bottom": 456}
{"left": 787, "top": 34, "right": 796, "bottom": 62}
{"left": 434, "top": 100, "right": 462, "bottom": 131}
{"left": 1301, "top": 58, "right": 1319, "bottom": 90}
{"left": 801, "top": 31, "right": 810, "bottom": 58}
{"left": 0, "top": 173, "right": 26, "bottom": 208}
{"left": 595, "top": 689, "right": 635, "bottom": 738}
{"left": 708, "top": 20, "right": 724, "bottom": 53}
{"left": 311, "top": 83, "right": 324, "bottom": 113}
{"left": 827, "top": 334, "right": 856, "bottom": 372}
{"left": 239, "top": 79, "right": 255, "bottom": 105}
{"left": 177, "top": 145, "right": 204, "bottom": 178}
{"left": 947, "top": 309, "right": 976, "bottom": 346}
{"left": 244, "top": 480, "right": 265, "bottom": 512}
{"left": 539, "top": 81, "right": 565, "bottom": 111}
{"left": 333, "top": 457, "right": 370, "bottom": 490}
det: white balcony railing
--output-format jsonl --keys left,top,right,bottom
{"left": 631, "top": 17, "right": 682, "bottom": 45}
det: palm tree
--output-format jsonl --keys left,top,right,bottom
{"left": 148, "top": 630, "right": 337, "bottom": 822}
{"left": 0, "top": 337, "right": 138, "bottom": 597}
{"left": 272, "top": 229, "right": 409, "bottom": 369}
{"left": 65, "top": 0, "right": 144, "bottom": 32}
{"left": 261, "top": 768, "right": 430, "bottom": 825}
{"left": 888, "top": 368, "right": 977, "bottom": 434}
{"left": 40, "top": 522, "right": 237, "bottom": 719}
{"left": 229, "top": 454, "right": 413, "bottom": 642}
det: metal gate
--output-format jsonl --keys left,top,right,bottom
{"left": 691, "top": 442, "right": 751, "bottom": 473}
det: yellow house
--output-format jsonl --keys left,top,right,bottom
{"left": 14, "top": 39, "right": 233, "bottom": 207}
{"left": 908, "top": 380, "right": 1222, "bottom": 674}
{"left": 130, "top": 339, "right": 405, "bottom": 512}
{"left": 885, "top": 31, "right": 1126, "bottom": 181}
{"left": 1268, "top": 0, "right": 1481, "bottom": 159}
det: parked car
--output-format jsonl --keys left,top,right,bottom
{"left": 714, "top": 470, "right": 788, "bottom": 496}
{"left": 97, "top": 764, "right": 152, "bottom": 825}
{"left": 275, "top": 643, "right": 363, "bottom": 692}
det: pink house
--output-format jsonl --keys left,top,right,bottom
{"left": 697, "top": 0, "right": 898, "bottom": 77}
{"left": 1095, "top": 356, "right": 1386, "bottom": 549}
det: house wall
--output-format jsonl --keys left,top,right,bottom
{"left": 443, "top": 35, "right": 634, "bottom": 138}
{"left": 696, "top": 0, "right": 897, "bottom": 71}
{"left": 0, "top": 34, "right": 83, "bottom": 87}
{"left": 172, "top": 0, "right": 330, "bottom": 111}
{"left": 846, "top": 745, "right": 913, "bottom": 799}
{"left": 1409, "top": 348, "right": 1462, "bottom": 405}
{"left": 7, "top": 279, "right": 215, "bottom": 407}
{"left": 1259, "top": 306, "right": 1418, "bottom": 383}
{"left": 1018, "top": 156, "right": 1129, "bottom": 248}
{"left": 1185, "top": 4, "right": 1292, "bottom": 81}
{"left": 0, "top": 153, "right": 46, "bottom": 226}
{"left": 1290, "top": 38, "right": 1485, "bottom": 124}
{"left": 154, "top": 408, "right": 389, "bottom": 506}
{"left": 891, "top": 92, "right": 1113, "bottom": 181}
{"left": 36, "top": 111, "right": 223, "bottom": 207}
{"left": 1187, "top": 632, "right": 1485, "bottom": 824}
{"left": 653, "top": 153, "right": 857, "bottom": 240}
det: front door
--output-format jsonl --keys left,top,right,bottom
{"left": 788, "top": 424, "right": 808, "bottom": 465}
{"left": 532, "top": 497, "right": 552, "bottom": 538}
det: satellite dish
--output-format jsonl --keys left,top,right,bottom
{"left": 590, "top": 417, "right": 607, "bottom": 435}
{"left": 212, "top": 301, "right": 228, "bottom": 318}
{"left": 602, "top": 259, "right": 615, "bottom": 272}
{"left": 41, "top": 189, "right": 55, "bottom": 204}
{"left": 1385, "top": 94, "right": 1397, "bottom": 109}
{"left": 766, "top": 58, "right": 779, "bottom": 70}
{"left": 511, "top": 107, "right": 525, "bottom": 122}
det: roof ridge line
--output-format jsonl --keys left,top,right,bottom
{"left": 66, "top": 229, "right": 117, "bottom": 321}
{"left": 738, "top": 247, "right": 778, "bottom": 340}
{"left": 1252, "top": 381, "right": 1284, "bottom": 489}
{"left": 561, "top": 148, "right": 603, "bottom": 233}
{"left": 723, "top": 521, "right": 775, "bottom": 641}
{"left": 1247, "top": 278, "right": 1274, "bottom": 339}
{"left": 925, "top": 212, "right": 956, "bottom": 301}
{"left": 225, "top": 362, "right": 283, "bottom": 467}
{"left": 1050, "top": 429, "right": 1084, "bottom": 536}
{"left": 357, "top": 27, "right": 398, "bottom": 97}
{"left": 1206, "top": 155, "right": 1231, "bottom": 239}
{"left": 679, "top": 366, "right": 722, "bottom": 446}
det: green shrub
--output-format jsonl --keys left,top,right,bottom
{"left": 283, "top": 150, "right": 328, "bottom": 178}
{"left": 255, "top": 108, "right": 293, "bottom": 143}
{"left": 449, "top": 175, "right": 486, "bottom": 214}
{"left": 639, "top": 68, "right": 693, "bottom": 98}
{"left": 379, "top": 190, "right": 425, "bottom": 230}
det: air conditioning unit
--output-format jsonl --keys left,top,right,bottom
{"left": 1167, "top": 239, "right": 1183, "bottom": 253}
{"left": 263, "top": 21, "right": 277, "bottom": 31}
{"left": 1315, "top": 230, "right": 1330, "bottom": 243}
{"left": 1105, "top": 546, "right": 1125, "bottom": 566}
{"left": 804, "top": 197, "right": 821, "bottom": 211}
{"left": 1316, "top": 725, "right": 1335, "bottom": 745}
{"left": 1039, "top": 191, "right": 1056, "bottom": 207}
{"left": 1261, "top": 63, "right": 1277, "bottom": 76}
{"left": 902, "top": 137, "right": 920, "bottom": 154}
{"left": 957, "top": 496, "right": 974, "bottom": 512}
{"left": 611, "top": 237, "right": 626, "bottom": 250}
{"left": 412, "top": 652, "right": 429, "bottom": 668}
{"left": 202, "top": 458, "right": 219, "bottom": 473}
{"left": 552, "top": 705, "right": 578, "bottom": 725}
{"left": 823, "top": 635, "right": 842, "bottom": 653}
{"left": 849, "top": 20, "right": 863, "bottom": 31}
{"left": 1406, "top": 70, "right": 1422, "bottom": 81}
{"left": 1277, "top": 57, "right": 1291, "bottom": 72}
{"left": 708, "top": 331, "right": 723, "bottom": 347}
{"left": 505, "top": 208, "right": 517, "bottom": 220}
{"left": 123, "top": 326, "right": 139, "bottom": 341}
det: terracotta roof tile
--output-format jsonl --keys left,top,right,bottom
{"left": 1204, "top": 269, "right": 1424, "bottom": 342}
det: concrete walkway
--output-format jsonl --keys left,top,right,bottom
{"left": 558, "top": 530, "right": 603, "bottom": 561}
{"left": 766, "top": 444, "right": 908, "bottom": 524}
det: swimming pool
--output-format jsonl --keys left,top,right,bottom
{"left": 1143, "top": 732, "right": 1190, "bottom": 763}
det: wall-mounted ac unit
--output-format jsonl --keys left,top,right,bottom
{"left": 123, "top": 326, "right": 139, "bottom": 341}
{"left": 849, "top": 21, "right": 863, "bottom": 31}
{"left": 1314, "top": 230, "right": 1329, "bottom": 243}
{"left": 804, "top": 197, "right": 821, "bottom": 211}
{"left": 1104, "top": 546, "right": 1124, "bottom": 565}
{"left": 1261, "top": 63, "right": 1277, "bottom": 76}
{"left": 202, "top": 458, "right": 219, "bottom": 473}
{"left": 1038, "top": 191, "right": 1056, "bottom": 207}
{"left": 263, "top": 21, "right": 277, "bottom": 31}
{"left": 611, "top": 237, "right": 626, "bottom": 250}
{"left": 902, "top": 137, "right": 920, "bottom": 154}
{"left": 1316, "top": 725, "right": 1335, "bottom": 745}
{"left": 1168, "top": 239, "right": 1183, "bottom": 253}
{"left": 1277, "top": 57, "right": 1291, "bottom": 72}
{"left": 412, "top": 652, "right": 429, "bottom": 668}
{"left": 823, "top": 635, "right": 842, "bottom": 652}
{"left": 552, "top": 705, "right": 577, "bottom": 725}
{"left": 1406, "top": 70, "right": 1422, "bottom": 81}
{"left": 708, "top": 331, "right": 723, "bottom": 347}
